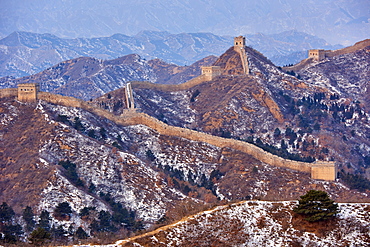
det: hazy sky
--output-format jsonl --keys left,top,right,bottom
{"left": 1, "top": 0, "right": 369, "bottom": 44}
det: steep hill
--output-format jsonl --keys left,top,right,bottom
{"left": 95, "top": 41, "right": 370, "bottom": 181}
{"left": 296, "top": 41, "right": 370, "bottom": 111}
{"left": 0, "top": 54, "right": 216, "bottom": 100}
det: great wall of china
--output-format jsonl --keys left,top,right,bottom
{"left": 0, "top": 87, "right": 336, "bottom": 181}
{"left": 0, "top": 36, "right": 338, "bottom": 181}
{"left": 284, "top": 39, "right": 370, "bottom": 71}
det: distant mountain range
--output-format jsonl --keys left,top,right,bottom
{"left": 0, "top": 30, "right": 342, "bottom": 78}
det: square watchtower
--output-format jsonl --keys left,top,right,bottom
{"left": 234, "top": 36, "right": 246, "bottom": 48}
{"left": 18, "top": 83, "right": 40, "bottom": 102}
{"left": 201, "top": 66, "right": 222, "bottom": 80}
{"left": 308, "top": 49, "right": 327, "bottom": 61}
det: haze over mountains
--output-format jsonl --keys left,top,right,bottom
{"left": 0, "top": 30, "right": 341, "bottom": 78}
{"left": 1, "top": 0, "right": 369, "bottom": 46}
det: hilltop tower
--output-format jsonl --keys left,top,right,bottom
{"left": 234, "top": 36, "right": 245, "bottom": 48}
{"left": 233, "top": 36, "right": 249, "bottom": 74}
{"left": 201, "top": 66, "right": 222, "bottom": 81}
{"left": 17, "top": 83, "right": 40, "bottom": 102}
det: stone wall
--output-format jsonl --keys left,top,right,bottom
{"left": 308, "top": 39, "right": 370, "bottom": 62}
{"left": 23, "top": 92, "right": 336, "bottom": 181}
{"left": 132, "top": 75, "right": 207, "bottom": 91}
{"left": 308, "top": 49, "right": 329, "bottom": 61}
{"left": 122, "top": 112, "right": 335, "bottom": 178}
{"left": 311, "top": 164, "right": 337, "bottom": 181}
{"left": 234, "top": 36, "right": 245, "bottom": 47}
{"left": 0, "top": 88, "right": 17, "bottom": 98}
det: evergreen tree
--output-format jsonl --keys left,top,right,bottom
{"left": 98, "top": 210, "right": 114, "bottom": 232}
{"left": 38, "top": 210, "right": 51, "bottom": 231}
{"left": 22, "top": 206, "right": 36, "bottom": 232}
{"left": 73, "top": 117, "right": 85, "bottom": 131}
{"left": 54, "top": 202, "right": 73, "bottom": 219}
{"left": 51, "top": 225, "right": 67, "bottom": 242}
{"left": 89, "top": 219, "right": 100, "bottom": 234}
{"left": 0, "top": 202, "right": 15, "bottom": 223}
{"left": 75, "top": 227, "right": 89, "bottom": 239}
{"left": 293, "top": 190, "right": 339, "bottom": 222}
{"left": 1, "top": 224, "right": 23, "bottom": 244}
{"left": 0, "top": 203, "right": 22, "bottom": 244}
{"left": 273, "top": 128, "right": 281, "bottom": 138}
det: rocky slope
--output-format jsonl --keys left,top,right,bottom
{"left": 1, "top": 92, "right": 368, "bottom": 243}
{"left": 296, "top": 40, "right": 370, "bottom": 112}
{"left": 0, "top": 30, "right": 341, "bottom": 78}
{"left": 0, "top": 54, "right": 216, "bottom": 100}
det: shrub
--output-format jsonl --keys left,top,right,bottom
{"left": 29, "top": 227, "right": 51, "bottom": 246}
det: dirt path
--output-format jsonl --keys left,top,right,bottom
{"left": 114, "top": 204, "right": 233, "bottom": 246}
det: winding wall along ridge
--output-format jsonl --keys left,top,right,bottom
{"left": 35, "top": 92, "right": 336, "bottom": 181}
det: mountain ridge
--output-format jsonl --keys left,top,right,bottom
{"left": 0, "top": 37, "right": 369, "bottom": 245}
{"left": 0, "top": 30, "right": 342, "bottom": 78}
{"left": 0, "top": 54, "right": 217, "bottom": 100}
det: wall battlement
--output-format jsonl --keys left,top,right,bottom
{"left": 0, "top": 88, "right": 17, "bottom": 98}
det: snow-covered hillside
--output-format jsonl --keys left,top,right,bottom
{"left": 116, "top": 201, "right": 370, "bottom": 246}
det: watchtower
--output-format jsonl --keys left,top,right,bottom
{"left": 308, "top": 49, "right": 327, "bottom": 61}
{"left": 310, "top": 161, "right": 337, "bottom": 181}
{"left": 234, "top": 36, "right": 245, "bottom": 48}
{"left": 18, "top": 83, "right": 40, "bottom": 102}
{"left": 201, "top": 66, "right": 222, "bottom": 81}
{"left": 233, "top": 36, "right": 249, "bottom": 74}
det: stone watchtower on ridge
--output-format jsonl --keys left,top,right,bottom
{"left": 234, "top": 36, "right": 249, "bottom": 74}
{"left": 18, "top": 83, "right": 40, "bottom": 102}
{"left": 234, "top": 36, "right": 245, "bottom": 48}
{"left": 201, "top": 66, "right": 222, "bottom": 81}
{"left": 308, "top": 49, "right": 330, "bottom": 61}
